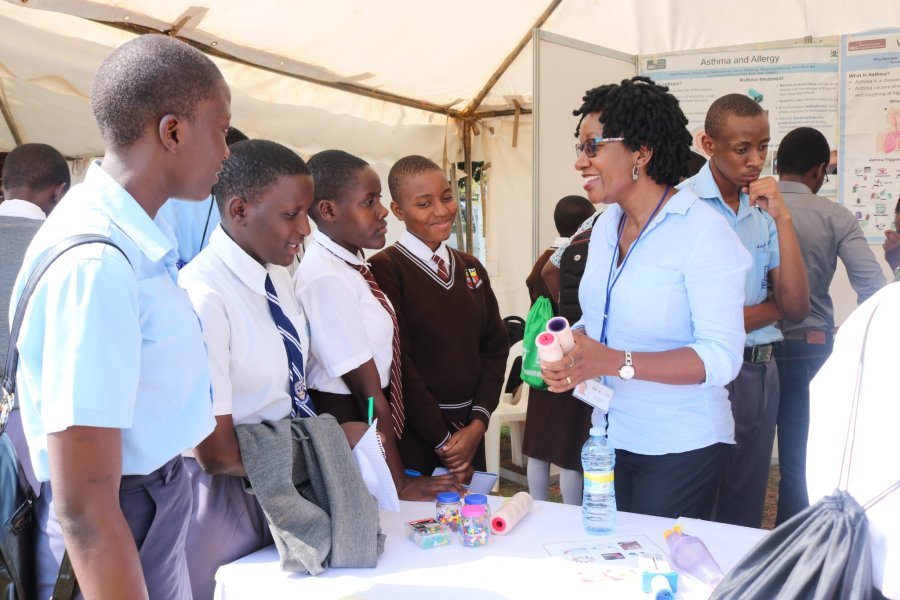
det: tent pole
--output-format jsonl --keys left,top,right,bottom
{"left": 0, "top": 80, "right": 23, "bottom": 146}
{"left": 461, "top": 0, "right": 563, "bottom": 116}
{"left": 463, "top": 119, "right": 474, "bottom": 254}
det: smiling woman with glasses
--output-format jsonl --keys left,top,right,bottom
{"left": 539, "top": 76, "right": 752, "bottom": 521}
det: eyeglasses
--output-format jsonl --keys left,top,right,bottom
{"left": 575, "top": 137, "right": 625, "bottom": 158}
{"left": 824, "top": 172, "right": 830, "bottom": 184}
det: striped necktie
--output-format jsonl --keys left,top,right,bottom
{"left": 432, "top": 254, "right": 450, "bottom": 283}
{"left": 345, "top": 261, "right": 405, "bottom": 439}
{"left": 264, "top": 274, "right": 316, "bottom": 418}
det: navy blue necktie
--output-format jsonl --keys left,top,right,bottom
{"left": 264, "top": 274, "right": 316, "bottom": 418}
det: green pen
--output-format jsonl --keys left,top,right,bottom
{"left": 367, "top": 396, "right": 374, "bottom": 426}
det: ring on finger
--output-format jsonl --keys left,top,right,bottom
{"left": 568, "top": 355, "right": 576, "bottom": 368}
{"left": 566, "top": 376, "right": 572, "bottom": 385}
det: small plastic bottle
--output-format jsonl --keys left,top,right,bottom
{"left": 458, "top": 504, "right": 489, "bottom": 547}
{"left": 435, "top": 492, "right": 462, "bottom": 531}
{"left": 463, "top": 493, "right": 491, "bottom": 521}
{"left": 663, "top": 525, "right": 725, "bottom": 588}
{"left": 581, "top": 426, "right": 616, "bottom": 535}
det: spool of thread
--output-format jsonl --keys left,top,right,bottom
{"left": 535, "top": 332, "right": 564, "bottom": 362}
{"left": 490, "top": 491, "right": 534, "bottom": 535}
{"left": 546, "top": 317, "right": 575, "bottom": 355}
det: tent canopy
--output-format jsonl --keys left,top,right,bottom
{"left": 1, "top": 0, "right": 897, "bottom": 320}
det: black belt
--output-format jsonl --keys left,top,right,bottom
{"left": 744, "top": 344, "right": 774, "bottom": 364}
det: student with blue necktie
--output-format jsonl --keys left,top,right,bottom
{"left": 178, "top": 139, "right": 340, "bottom": 600}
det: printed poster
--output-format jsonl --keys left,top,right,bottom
{"left": 839, "top": 29, "right": 900, "bottom": 241}
{"left": 640, "top": 43, "right": 839, "bottom": 194}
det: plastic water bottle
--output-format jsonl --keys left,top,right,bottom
{"left": 581, "top": 426, "right": 616, "bottom": 534}
{"left": 663, "top": 525, "right": 724, "bottom": 589}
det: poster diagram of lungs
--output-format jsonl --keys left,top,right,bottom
{"left": 840, "top": 29, "right": 900, "bottom": 241}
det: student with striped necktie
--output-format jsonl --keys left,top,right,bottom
{"left": 368, "top": 156, "right": 509, "bottom": 481}
{"left": 178, "top": 140, "right": 369, "bottom": 599}
{"left": 296, "top": 149, "right": 464, "bottom": 501}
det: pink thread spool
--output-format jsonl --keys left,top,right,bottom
{"left": 546, "top": 317, "right": 575, "bottom": 355}
{"left": 536, "top": 331, "right": 564, "bottom": 362}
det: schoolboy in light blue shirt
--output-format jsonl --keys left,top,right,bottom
{"left": 680, "top": 93, "right": 809, "bottom": 528}
{"left": 10, "top": 35, "right": 227, "bottom": 599}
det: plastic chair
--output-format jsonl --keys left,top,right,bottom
{"left": 485, "top": 340, "right": 528, "bottom": 491}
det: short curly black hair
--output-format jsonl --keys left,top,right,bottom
{"left": 213, "top": 140, "right": 310, "bottom": 212}
{"left": 1, "top": 143, "right": 70, "bottom": 193}
{"left": 91, "top": 34, "right": 225, "bottom": 150}
{"left": 776, "top": 127, "right": 830, "bottom": 176}
{"left": 306, "top": 149, "right": 370, "bottom": 222}
{"left": 387, "top": 155, "right": 443, "bottom": 203}
{"left": 573, "top": 76, "right": 691, "bottom": 186}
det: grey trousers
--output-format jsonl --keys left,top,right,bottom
{"left": 713, "top": 359, "right": 780, "bottom": 528}
{"left": 183, "top": 457, "right": 273, "bottom": 600}
{"left": 35, "top": 456, "right": 192, "bottom": 600}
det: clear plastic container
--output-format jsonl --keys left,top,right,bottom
{"left": 435, "top": 492, "right": 462, "bottom": 531}
{"left": 459, "top": 504, "right": 490, "bottom": 547}
{"left": 406, "top": 518, "right": 452, "bottom": 549}
{"left": 464, "top": 493, "right": 492, "bottom": 521}
{"left": 663, "top": 525, "right": 724, "bottom": 588}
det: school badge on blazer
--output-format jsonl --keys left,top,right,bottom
{"left": 465, "top": 267, "right": 483, "bottom": 289}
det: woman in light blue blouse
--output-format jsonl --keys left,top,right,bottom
{"left": 542, "top": 77, "right": 751, "bottom": 519}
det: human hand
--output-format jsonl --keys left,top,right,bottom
{"left": 439, "top": 422, "right": 485, "bottom": 472}
{"left": 744, "top": 176, "right": 790, "bottom": 221}
{"left": 398, "top": 473, "right": 465, "bottom": 501}
{"left": 540, "top": 334, "right": 612, "bottom": 393}
{"left": 883, "top": 229, "right": 900, "bottom": 252}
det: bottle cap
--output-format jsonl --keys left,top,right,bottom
{"left": 464, "top": 493, "right": 488, "bottom": 505}
{"left": 662, "top": 524, "right": 683, "bottom": 540}
{"left": 461, "top": 504, "right": 486, "bottom": 517}
{"left": 436, "top": 492, "right": 460, "bottom": 503}
{"left": 589, "top": 426, "right": 607, "bottom": 437}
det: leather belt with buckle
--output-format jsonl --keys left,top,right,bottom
{"left": 782, "top": 328, "right": 828, "bottom": 344}
{"left": 744, "top": 344, "right": 774, "bottom": 364}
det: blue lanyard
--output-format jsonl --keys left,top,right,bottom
{"left": 599, "top": 186, "right": 670, "bottom": 344}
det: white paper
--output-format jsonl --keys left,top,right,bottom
{"left": 431, "top": 468, "right": 499, "bottom": 496}
{"left": 351, "top": 419, "right": 400, "bottom": 512}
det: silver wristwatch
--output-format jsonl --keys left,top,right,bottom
{"left": 618, "top": 351, "right": 634, "bottom": 380}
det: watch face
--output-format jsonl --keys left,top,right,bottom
{"left": 619, "top": 365, "right": 635, "bottom": 380}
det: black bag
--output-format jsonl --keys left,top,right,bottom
{"left": 0, "top": 234, "right": 130, "bottom": 600}
{"left": 711, "top": 301, "right": 899, "bottom": 600}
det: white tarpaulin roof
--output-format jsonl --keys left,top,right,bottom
{"left": 1, "top": 0, "right": 898, "bottom": 319}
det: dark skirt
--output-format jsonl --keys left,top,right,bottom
{"left": 521, "top": 386, "right": 593, "bottom": 471}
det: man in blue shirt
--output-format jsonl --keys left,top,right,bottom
{"left": 681, "top": 94, "right": 809, "bottom": 528}
{"left": 12, "top": 35, "right": 227, "bottom": 598}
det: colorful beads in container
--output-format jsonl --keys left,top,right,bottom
{"left": 406, "top": 518, "right": 452, "bottom": 549}
{"left": 435, "top": 492, "right": 462, "bottom": 531}
{"left": 459, "top": 504, "right": 490, "bottom": 547}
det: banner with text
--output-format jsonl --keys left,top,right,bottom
{"left": 840, "top": 29, "right": 900, "bottom": 241}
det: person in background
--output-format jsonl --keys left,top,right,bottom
{"left": 680, "top": 93, "right": 810, "bottom": 528}
{"left": 369, "top": 155, "right": 509, "bottom": 480}
{"left": 542, "top": 76, "right": 751, "bottom": 520}
{"left": 523, "top": 194, "right": 595, "bottom": 504}
{"left": 1, "top": 142, "right": 70, "bottom": 379}
{"left": 158, "top": 126, "right": 249, "bottom": 267}
{"left": 12, "top": 34, "right": 225, "bottom": 598}
{"left": 773, "top": 126, "right": 885, "bottom": 524}
{"left": 527, "top": 195, "right": 595, "bottom": 311}
{"left": 882, "top": 198, "right": 900, "bottom": 277}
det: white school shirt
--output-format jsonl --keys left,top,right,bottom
{"left": 295, "top": 229, "right": 393, "bottom": 394}
{"left": 179, "top": 225, "right": 310, "bottom": 425}
{"left": 0, "top": 199, "right": 47, "bottom": 220}
{"left": 11, "top": 161, "right": 215, "bottom": 481}
{"left": 398, "top": 230, "right": 450, "bottom": 274}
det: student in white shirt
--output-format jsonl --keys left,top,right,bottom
{"left": 179, "top": 139, "right": 333, "bottom": 600}
{"left": 296, "top": 149, "right": 463, "bottom": 501}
